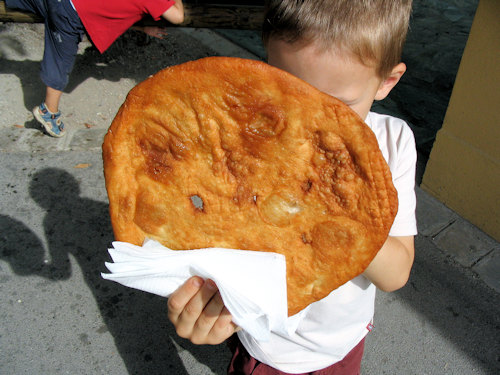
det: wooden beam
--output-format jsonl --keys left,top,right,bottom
{"left": 0, "top": 1, "right": 264, "bottom": 30}
{"left": 1, "top": 0, "right": 42, "bottom": 23}
{"left": 181, "top": 4, "right": 263, "bottom": 30}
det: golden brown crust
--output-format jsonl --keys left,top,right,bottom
{"left": 103, "top": 57, "right": 398, "bottom": 316}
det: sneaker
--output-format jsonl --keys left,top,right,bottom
{"left": 33, "top": 103, "right": 66, "bottom": 137}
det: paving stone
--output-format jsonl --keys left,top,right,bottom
{"left": 179, "top": 28, "right": 260, "bottom": 60}
{"left": 214, "top": 29, "right": 266, "bottom": 59}
{"left": 415, "top": 187, "right": 457, "bottom": 237}
{"left": 0, "top": 126, "right": 25, "bottom": 151}
{"left": 472, "top": 247, "right": 500, "bottom": 293}
{"left": 0, "top": 125, "right": 70, "bottom": 153}
{"left": 69, "top": 128, "right": 108, "bottom": 152}
{"left": 433, "top": 218, "right": 498, "bottom": 267}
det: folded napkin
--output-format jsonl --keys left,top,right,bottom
{"left": 102, "top": 239, "right": 308, "bottom": 341}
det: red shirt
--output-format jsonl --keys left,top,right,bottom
{"left": 72, "top": 0, "right": 175, "bottom": 53}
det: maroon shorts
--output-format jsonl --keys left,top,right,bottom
{"left": 227, "top": 336, "right": 365, "bottom": 375}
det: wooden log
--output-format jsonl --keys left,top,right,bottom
{"left": 0, "top": 0, "right": 42, "bottom": 22}
{"left": 0, "top": 1, "right": 264, "bottom": 30}
{"left": 180, "top": 4, "right": 264, "bottom": 30}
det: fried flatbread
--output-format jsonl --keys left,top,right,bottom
{"left": 102, "top": 57, "right": 398, "bottom": 316}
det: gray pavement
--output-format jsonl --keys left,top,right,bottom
{"left": 1, "top": 4, "right": 499, "bottom": 374}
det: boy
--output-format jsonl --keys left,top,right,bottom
{"left": 167, "top": 0, "right": 417, "bottom": 373}
{"left": 5, "top": 0, "right": 184, "bottom": 137}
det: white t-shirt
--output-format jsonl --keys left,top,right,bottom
{"left": 238, "top": 111, "right": 418, "bottom": 373}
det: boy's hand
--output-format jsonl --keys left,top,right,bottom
{"left": 141, "top": 26, "right": 168, "bottom": 39}
{"left": 130, "top": 26, "right": 168, "bottom": 39}
{"left": 167, "top": 276, "right": 239, "bottom": 345}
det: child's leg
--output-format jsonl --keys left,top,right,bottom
{"left": 44, "top": 87, "right": 63, "bottom": 114}
{"left": 7, "top": 0, "right": 83, "bottom": 98}
{"left": 30, "top": 0, "right": 84, "bottom": 136}
{"left": 40, "top": 0, "right": 85, "bottom": 96}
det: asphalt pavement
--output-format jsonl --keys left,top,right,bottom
{"left": 1, "top": 17, "right": 499, "bottom": 375}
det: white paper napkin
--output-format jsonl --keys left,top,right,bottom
{"left": 101, "top": 239, "right": 308, "bottom": 341}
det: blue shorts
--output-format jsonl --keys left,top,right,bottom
{"left": 6, "top": 0, "right": 85, "bottom": 91}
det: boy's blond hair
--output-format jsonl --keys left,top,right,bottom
{"left": 262, "top": 0, "right": 413, "bottom": 78}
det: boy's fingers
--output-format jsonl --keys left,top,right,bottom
{"left": 191, "top": 295, "right": 238, "bottom": 345}
{"left": 207, "top": 306, "right": 239, "bottom": 344}
{"left": 181, "top": 279, "right": 219, "bottom": 322}
{"left": 168, "top": 279, "right": 238, "bottom": 345}
{"left": 194, "top": 287, "right": 225, "bottom": 328}
{"left": 190, "top": 290, "right": 227, "bottom": 344}
{"left": 169, "top": 278, "right": 221, "bottom": 339}
{"left": 167, "top": 276, "right": 204, "bottom": 321}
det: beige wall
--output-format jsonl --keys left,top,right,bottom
{"left": 421, "top": 0, "right": 500, "bottom": 241}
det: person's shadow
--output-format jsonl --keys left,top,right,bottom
{"left": 0, "top": 168, "right": 231, "bottom": 374}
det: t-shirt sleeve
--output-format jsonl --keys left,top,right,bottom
{"left": 144, "top": 0, "right": 176, "bottom": 20}
{"left": 388, "top": 124, "right": 418, "bottom": 237}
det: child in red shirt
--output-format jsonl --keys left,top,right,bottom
{"left": 5, "top": 0, "right": 184, "bottom": 137}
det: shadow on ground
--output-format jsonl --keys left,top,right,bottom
{"left": 0, "top": 168, "right": 231, "bottom": 374}
{"left": 395, "top": 235, "right": 500, "bottom": 373}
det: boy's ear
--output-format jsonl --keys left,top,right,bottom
{"left": 374, "top": 63, "right": 406, "bottom": 101}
